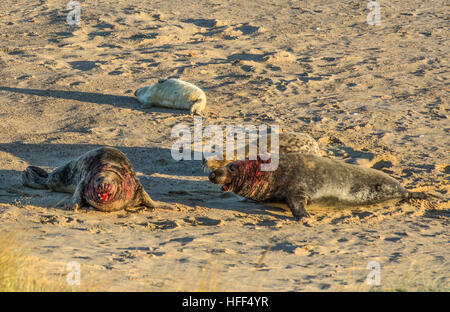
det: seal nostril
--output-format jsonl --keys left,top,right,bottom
{"left": 209, "top": 172, "right": 216, "bottom": 181}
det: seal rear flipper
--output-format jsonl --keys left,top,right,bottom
{"left": 189, "top": 98, "right": 206, "bottom": 115}
{"left": 22, "top": 166, "right": 49, "bottom": 189}
{"left": 286, "top": 194, "right": 311, "bottom": 221}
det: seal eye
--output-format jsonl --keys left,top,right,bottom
{"left": 229, "top": 165, "right": 235, "bottom": 172}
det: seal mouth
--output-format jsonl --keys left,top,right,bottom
{"left": 221, "top": 183, "right": 232, "bottom": 192}
{"left": 96, "top": 183, "right": 113, "bottom": 202}
{"left": 98, "top": 192, "right": 110, "bottom": 202}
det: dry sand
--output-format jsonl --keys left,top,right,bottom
{"left": 0, "top": 0, "right": 448, "bottom": 291}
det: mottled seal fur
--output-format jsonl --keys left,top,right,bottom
{"left": 22, "top": 147, "right": 155, "bottom": 212}
{"left": 209, "top": 153, "right": 424, "bottom": 220}
{"left": 135, "top": 78, "right": 206, "bottom": 115}
{"left": 203, "top": 132, "right": 321, "bottom": 171}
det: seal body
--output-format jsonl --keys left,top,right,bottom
{"left": 135, "top": 78, "right": 206, "bottom": 115}
{"left": 209, "top": 154, "right": 410, "bottom": 220}
{"left": 203, "top": 132, "right": 321, "bottom": 171}
{"left": 22, "top": 147, "right": 155, "bottom": 212}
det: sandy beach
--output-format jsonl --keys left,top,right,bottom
{"left": 0, "top": 0, "right": 448, "bottom": 291}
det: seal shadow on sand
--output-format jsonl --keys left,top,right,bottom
{"left": 1, "top": 143, "right": 447, "bottom": 221}
{"left": 0, "top": 142, "right": 294, "bottom": 219}
{"left": 0, "top": 142, "right": 211, "bottom": 179}
{"left": 0, "top": 86, "right": 193, "bottom": 115}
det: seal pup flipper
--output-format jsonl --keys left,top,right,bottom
{"left": 22, "top": 166, "right": 49, "bottom": 189}
{"left": 286, "top": 194, "right": 311, "bottom": 221}
{"left": 190, "top": 98, "right": 206, "bottom": 115}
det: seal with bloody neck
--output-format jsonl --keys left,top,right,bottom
{"left": 22, "top": 147, "right": 155, "bottom": 212}
{"left": 209, "top": 153, "right": 423, "bottom": 221}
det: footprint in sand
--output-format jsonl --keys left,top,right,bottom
{"left": 68, "top": 61, "right": 105, "bottom": 71}
{"left": 39, "top": 215, "right": 77, "bottom": 226}
{"left": 183, "top": 216, "right": 224, "bottom": 226}
{"left": 127, "top": 33, "right": 158, "bottom": 42}
{"left": 141, "top": 220, "right": 179, "bottom": 230}
{"left": 234, "top": 23, "right": 261, "bottom": 35}
{"left": 161, "top": 237, "right": 195, "bottom": 246}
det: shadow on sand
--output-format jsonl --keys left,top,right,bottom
{"left": 0, "top": 142, "right": 288, "bottom": 219}
{"left": 0, "top": 86, "right": 191, "bottom": 115}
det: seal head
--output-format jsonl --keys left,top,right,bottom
{"left": 209, "top": 158, "right": 274, "bottom": 201}
{"left": 83, "top": 163, "right": 136, "bottom": 211}
{"left": 22, "top": 147, "right": 155, "bottom": 212}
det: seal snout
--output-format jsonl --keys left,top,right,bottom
{"left": 97, "top": 182, "right": 112, "bottom": 192}
{"left": 93, "top": 175, "right": 116, "bottom": 203}
{"left": 209, "top": 168, "right": 233, "bottom": 192}
{"left": 96, "top": 182, "right": 113, "bottom": 202}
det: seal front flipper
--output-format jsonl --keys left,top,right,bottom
{"left": 286, "top": 194, "right": 311, "bottom": 221}
{"left": 57, "top": 183, "right": 85, "bottom": 211}
{"left": 126, "top": 189, "right": 156, "bottom": 213}
{"left": 68, "top": 183, "right": 85, "bottom": 211}
{"left": 138, "top": 188, "right": 156, "bottom": 209}
{"left": 59, "top": 197, "right": 83, "bottom": 212}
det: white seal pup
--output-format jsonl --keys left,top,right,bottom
{"left": 135, "top": 78, "right": 207, "bottom": 115}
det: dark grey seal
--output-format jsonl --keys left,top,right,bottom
{"left": 209, "top": 153, "right": 428, "bottom": 220}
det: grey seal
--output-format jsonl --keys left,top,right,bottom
{"left": 209, "top": 153, "right": 428, "bottom": 220}
{"left": 22, "top": 147, "right": 155, "bottom": 212}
